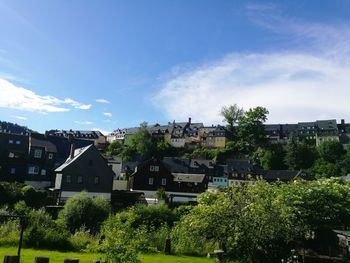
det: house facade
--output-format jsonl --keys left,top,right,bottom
{"left": 54, "top": 144, "right": 114, "bottom": 201}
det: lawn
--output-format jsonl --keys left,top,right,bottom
{"left": 0, "top": 247, "right": 214, "bottom": 263}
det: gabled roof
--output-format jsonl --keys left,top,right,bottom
{"left": 55, "top": 144, "right": 93, "bottom": 172}
{"left": 173, "top": 173, "right": 206, "bottom": 183}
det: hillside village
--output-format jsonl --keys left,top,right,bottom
{"left": 1, "top": 115, "right": 350, "bottom": 205}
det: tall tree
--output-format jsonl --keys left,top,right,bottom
{"left": 220, "top": 104, "right": 244, "bottom": 129}
{"left": 123, "top": 127, "right": 156, "bottom": 161}
{"left": 237, "top": 106, "right": 269, "bottom": 154}
{"left": 284, "top": 138, "right": 317, "bottom": 170}
{"left": 318, "top": 140, "right": 344, "bottom": 163}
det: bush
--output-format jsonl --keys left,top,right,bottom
{"left": 69, "top": 227, "right": 99, "bottom": 252}
{"left": 58, "top": 192, "right": 110, "bottom": 233}
{"left": 24, "top": 209, "right": 71, "bottom": 250}
{"left": 0, "top": 220, "right": 20, "bottom": 247}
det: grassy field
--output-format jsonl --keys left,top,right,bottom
{"left": 0, "top": 247, "right": 214, "bottom": 263}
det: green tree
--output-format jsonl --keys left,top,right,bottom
{"left": 107, "top": 140, "right": 124, "bottom": 156}
{"left": 237, "top": 106, "right": 269, "bottom": 154}
{"left": 58, "top": 192, "right": 110, "bottom": 233}
{"left": 284, "top": 138, "right": 317, "bottom": 170}
{"left": 220, "top": 104, "right": 244, "bottom": 139}
{"left": 318, "top": 140, "right": 345, "bottom": 163}
{"left": 260, "top": 144, "right": 287, "bottom": 170}
{"left": 122, "top": 127, "right": 156, "bottom": 161}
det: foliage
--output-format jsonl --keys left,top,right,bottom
{"left": 69, "top": 227, "right": 99, "bottom": 252}
{"left": 318, "top": 140, "right": 345, "bottom": 163}
{"left": 284, "top": 138, "right": 317, "bottom": 170}
{"left": 237, "top": 106, "right": 269, "bottom": 154}
{"left": 220, "top": 104, "right": 244, "bottom": 139}
{"left": 0, "top": 182, "right": 23, "bottom": 207}
{"left": 22, "top": 185, "right": 48, "bottom": 208}
{"left": 123, "top": 127, "right": 156, "bottom": 161}
{"left": 58, "top": 192, "right": 110, "bottom": 234}
{"left": 172, "top": 179, "right": 350, "bottom": 262}
{"left": 101, "top": 204, "right": 177, "bottom": 262}
{"left": 107, "top": 140, "right": 124, "bottom": 156}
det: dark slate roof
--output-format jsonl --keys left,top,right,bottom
{"left": 226, "top": 160, "right": 264, "bottom": 175}
{"left": 30, "top": 134, "right": 57, "bottom": 152}
{"left": 55, "top": 145, "right": 93, "bottom": 172}
{"left": 46, "top": 129, "right": 104, "bottom": 139}
{"left": 46, "top": 136, "right": 93, "bottom": 167}
{"left": 264, "top": 170, "right": 313, "bottom": 182}
{"left": 162, "top": 157, "right": 190, "bottom": 173}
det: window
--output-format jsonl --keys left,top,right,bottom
{"left": 8, "top": 152, "right": 14, "bottom": 158}
{"left": 66, "top": 175, "right": 71, "bottom": 183}
{"left": 150, "top": 165, "right": 159, "bottom": 172}
{"left": 148, "top": 178, "right": 154, "bottom": 185}
{"left": 8, "top": 139, "right": 13, "bottom": 144}
{"left": 94, "top": 176, "right": 99, "bottom": 184}
{"left": 77, "top": 175, "right": 83, "bottom": 184}
{"left": 28, "top": 166, "right": 39, "bottom": 174}
{"left": 48, "top": 153, "right": 54, "bottom": 159}
{"left": 161, "top": 178, "right": 166, "bottom": 186}
{"left": 34, "top": 149, "right": 42, "bottom": 158}
{"left": 16, "top": 140, "right": 21, "bottom": 145}
{"left": 41, "top": 169, "right": 46, "bottom": 176}
{"left": 10, "top": 168, "right": 15, "bottom": 174}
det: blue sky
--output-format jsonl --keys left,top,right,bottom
{"left": 1, "top": 0, "right": 350, "bottom": 134}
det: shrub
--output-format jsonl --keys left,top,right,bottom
{"left": 58, "top": 192, "right": 110, "bottom": 234}
{"left": 0, "top": 220, "right": 20, "bottom": 247}
{"left": 70, "top": 227, "right": 99, "bottom": 252}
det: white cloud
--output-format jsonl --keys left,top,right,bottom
{"left": 96, "top": 98, "right": 110, "bottom": 104}
{"left": 0, "top": 78, "right": 91, "bottom": 113}
{"left": 103, "top": 112, "right": 112, "bottom": 117}
{"left": 74, "top": 120, "right": 93, "bottom": 125}
{"left": 153, "top": 16, "right": 350, "bottom": 125}
{"left": 12, "top": 115, "right": 27, "bottom": 120}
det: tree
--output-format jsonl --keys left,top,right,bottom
{"left": 284, "top": 138, "right": 317, "bottom": 170}
{"left": 122, "top": 127, "right": 156, "bottom": 161}
{"left": 260, "top": 144, "right": 287, "bottom": 170}
{"left": 237, "top": 106, "right": 269, "bottom": 154}
{"left": 107, "top": 140, "right": 124, "bottom": 156}
{"left": 220, "top": 104, "right": 244, "bottom": 133}
{"left": 318, "top": 140, "right": 345, "bottom": 163}
{"left": 58, "top": 192, "right": 110, "bottom": 233}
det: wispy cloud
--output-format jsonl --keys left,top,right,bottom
{"left": 103, "top": 112, "right": 112, "bottom": 117}
{"left": 0, "top": 78, "right": 91, "bottom": 113}
{"left": 153, "top": 11, "right": 350, "bottom": 124}
{"left": 74, "top": 120, "right": 93, "bottom": 125}
{"left": 96, "top": 98, "right": 110, "bottom": 104}
{"left": 12, "top": 115, "right": 27, "bottom": 120}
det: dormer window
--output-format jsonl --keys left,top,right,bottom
{"left": 48, "top": 153, "right": 54, "bottom": 159}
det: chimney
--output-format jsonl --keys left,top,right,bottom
{"left": 70, "top": 143, "right": 75, "bottom": 159}
{"left": 188, "top": 117, "right": 191, "bottom": 124}
{"left": 341, "top": 119, "right": 345, "bottom": 125}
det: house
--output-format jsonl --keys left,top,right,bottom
{"left": 0, "top": 133, "right": 29, "bottom": 182}
{"left": 129, "top": 158, "right": 208, "bottom": 203}
{"left": 54, "top": 144, "right": 114, "bottom": 201}
{"left": 26, "top": 133, "right": 57, "bottom": 189}
{"left": 225, "top": 160, "right": 264, "bottom": 187}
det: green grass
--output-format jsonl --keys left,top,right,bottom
{"left": 0, "top": 247, "right": 214, "bottom": 263}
